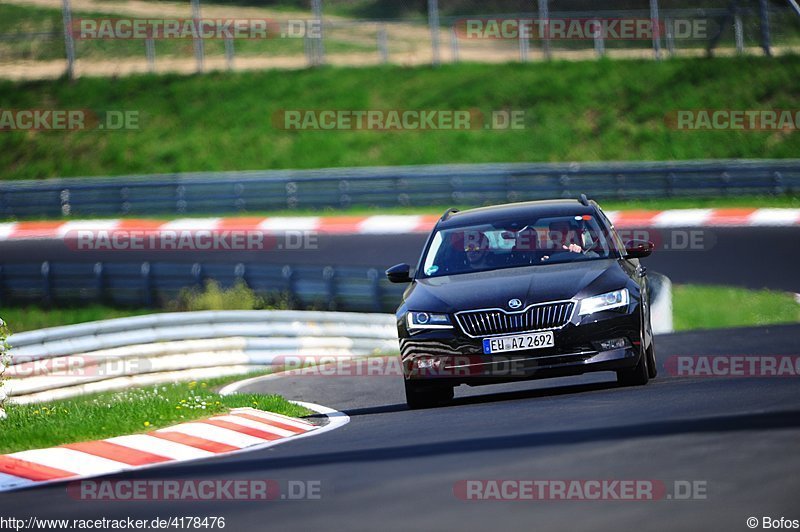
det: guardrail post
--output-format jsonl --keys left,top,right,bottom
{"left": 286, "top": 181, "right": 298, "bottom": 209}
{"left": 41, "top": 261, "right": 53, "bottom": 307}
{"left": 773, "top": 172, "right": 785, "bottom": 194}
{"left": 323, "top": 266, "right": 337, "bottom": 310}
{"left": 666, "top": 172, "right": 676, "bottom": 197}
{"left": 721, "top": 171, "right": 731, "bottom": 196}
{"left": 176, "top": 185, "right": 187, "bottom": 214}
{"left": 0, "top": 265, "right": 4, "bottom": 307}
{"left": 192, "top": 263, "right": 205, "bottom": 289}
{"left": 559, "top": 174, "right": 570, "bottom": 198}
{"left": 339, "top": 179, "right": 350, "bottom": 208}
{"left": 234, "top": 183, "right": 245, "bottom": 212}
{"left": 615, "top": 173, "right": 625, "bottom": 199}
{"left": 367, "top": 268, "right": 382, "bottom": 313}
{"left": 93, "top": 262, "right": 106, "bottom": 303}
{"left": 282, "top": 265, "right": 296, "bottom": 308}
{"left": 60, "top": 188, "right": 71, "bottom": 217}
{"left": 120, "top": 186, "right": 131, "bottom": 215}
{"left": 141, "top": 262, "right": 153, "bottom": 307}
{"left": 234, "top": 263, "right": 247, "bottom": 286}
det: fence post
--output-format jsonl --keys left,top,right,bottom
{"left": 145, "top": 36, "right": 156, "bottom": 73}
{"left": 592, "top": 19, "right": 605, "bottom": 57}
{"left": 758, "top": 0, "right": 771, "bottom": 56}
{"left": 61, "top": 0, "right": 76, "bottom": 79}
{"left": 224, "top": 36, "right": 235, "bottom": 70}
{"left": 311, "top": 0, "right": 325, "bottom": 66}
{"left": 377, "top": 24, "right": 389, "bottom": 63}
{"left": 734, "top": 13, "right": 744, "bottom": 54}
{"left": 538, "top": 0, "right": 551, "bottom": 60}
{"left": 428, "top": 0, "right": 441, "bottom": 66}
{"left": 519, "top": 22, "right": 530, "bottom": 62}
{"left": 450, "top": 26, "right": 459, "bottom": 63}
{"left": 191, "top": 0, "right": 205, "bottom": 72}
{"left": 664, "top": 17, "right": 675, "bottom": 57}
{"left": 649, "top": 0, "right": 662, "bottom": 60}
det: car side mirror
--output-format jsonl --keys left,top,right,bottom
{"left": 386, "top": 263, "right": 412, "bottom": 283}
{"left": 625, "top": 240, "right": 654, "bottom": 259}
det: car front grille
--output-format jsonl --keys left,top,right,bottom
{"left": 455, "top": 301, "right": 575, "bottom": 338}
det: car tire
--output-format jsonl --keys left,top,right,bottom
{"left": 405, "top": 381, "right": 454, "bottom": 409}
{"left": 616, "top": 349, "right": 650, "bottom": 387}
{"left": 646, "top": 341, "right": 658, "bottom": 379}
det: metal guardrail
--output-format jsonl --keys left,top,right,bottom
{"left": 5, "top": 310, "right": 398, "bottom": 404}
{"left": 2, "top": 160, "right": 798, "bottom": 218}
{"left": 0, "top": 261, "right": 404, "bottom": 312}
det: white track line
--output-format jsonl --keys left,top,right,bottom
{"left": 105, "top": 435, "right": 214, "bottom": 460}
{"left": 9, "top": 448, "right": 128, "bottom": 476}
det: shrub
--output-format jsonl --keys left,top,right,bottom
{"left": 171, "top": 280, "right": 292, "bottom": 311}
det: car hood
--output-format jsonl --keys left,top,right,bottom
{"left": 406, "top": 259, "right": 631, "bottom": 312}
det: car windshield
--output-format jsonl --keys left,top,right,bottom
{"left": 420, "top": 214, "right": 619, "bottom": 278}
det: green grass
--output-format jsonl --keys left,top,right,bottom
{"left": 672, "top": 284, "right": 800, "bottom": 331}
{"left": 2, "top": 56, "right": 800, "bottom": 180}
{"left": 0, "top": 376, "right": 309, "bottom": 454}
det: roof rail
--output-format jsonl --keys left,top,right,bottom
{"left": 579, "top": 194, "right": 590, "bottom": 207}
{"left": 440, "top": 208, "right": 460, "bottom": 221}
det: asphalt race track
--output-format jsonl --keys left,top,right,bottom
{"left": 1, "top": 324, "right": 798, "bottom": 531}
{"left": 1, "top": 227, "right": 798, "bottom": 291}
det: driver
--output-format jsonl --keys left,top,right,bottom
{"left": 464, "top": 231, "right": 492, "bottom": 270}
{"left": 541, "top": 219, "right": 600, "bottom": 262}
{"left": 548, "top": 220, "right": 584, "bottom": 254}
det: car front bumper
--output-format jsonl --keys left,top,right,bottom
{"left": 399, "top": 308, "right": 643, "bottom": 387}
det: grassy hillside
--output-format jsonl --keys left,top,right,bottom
{"left": 1, "top": 55, "right": 799, "bottom": 180}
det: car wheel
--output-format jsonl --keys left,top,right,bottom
{"left": 646, "top": 341, "right": 658, "bottom": 379}
{"left": 616, "top": 348, "right": 650, "bottom": 387}
{"left": 405, "top": 380, "right": 454, "bottom": 409}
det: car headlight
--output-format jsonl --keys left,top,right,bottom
{"left": 406, "top": 312, "right": 453, "bottom": 330}
{"left": 579, "top": 289, "right": 629, "bottom": 316}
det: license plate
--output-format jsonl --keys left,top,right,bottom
{"left": 482, "top": 331, "right": 555, "bottom": 354}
